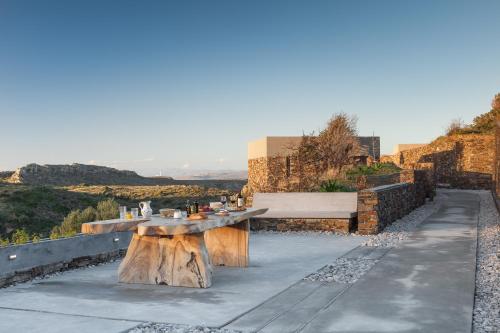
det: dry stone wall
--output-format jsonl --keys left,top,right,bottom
{"left": 357, "top": 183, "right": 417, "bottom": 235}
{"left": 250, "top": 218, "right": 353, "bottom": 234}
{"left": 384, "top": 134, "right": 494, "bottom": 190}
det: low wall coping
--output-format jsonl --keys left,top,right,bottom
{"left": 362, "top": 182, "right": 410, "bottom": 193}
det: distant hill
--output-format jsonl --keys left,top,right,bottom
{"left": 4, "top": 163, "right": 174, "bottom": 186}
{"left": 172, "top": 170, "right": 248, "bottom": 180}
{"left": 0, "top": 164, "right": 247, "bottom": 190}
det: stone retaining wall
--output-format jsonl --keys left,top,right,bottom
{"left": 0, "top": 232, "right": 131, "bottom": 288}
{"left": 250, "top": 218, "right": 354, "bottom": 234}
{"left": 384, "top": 134, "right": 494, "bottom": 190}
{"left": 357, "top": 183, "right": 418, "bottom": 235}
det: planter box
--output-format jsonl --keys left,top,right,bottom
{"left": 0, "top": 232, "right": 132, "bottom": 288}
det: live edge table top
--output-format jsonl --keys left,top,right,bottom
{"left": 137, "top": 208, "right": 268, "bottom": 236}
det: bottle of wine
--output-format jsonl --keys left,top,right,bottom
{"left": 237, "top": 192, "right": 244, "bottom": 208}
{"left": 186, "top": 200, "right": 191, "bottom": 216}
{"left": 194, "top": 200, "right": 199, "bottom": 214}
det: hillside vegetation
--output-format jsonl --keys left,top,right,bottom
{"left": 0, "top": 183, "right": 239, "bottom": 239}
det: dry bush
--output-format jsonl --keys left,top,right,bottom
{"left": 446, "top": 118, "right": 465, "bottom": 136}
{"left": 293, "top": 113, "right": 359, "bottom": 190}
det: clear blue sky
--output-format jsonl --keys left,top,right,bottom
{"left": 1, "top": 0, "right": 499, "bottom": 176}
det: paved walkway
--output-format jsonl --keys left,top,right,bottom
{"left": 226, "top": 190, "right": 480, "bottom": 332}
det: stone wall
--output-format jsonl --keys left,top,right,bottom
{"left": 247, "top": 136, "right": 381, "bottom": 194}
{"left": 250, "top": 218, "right": 353, "bottom": 234}
{"left": 495, "top": 116, "right": 500, "bottom": 197}
{"left": 384, "top": 134, "right": 494, "bottom": 190}
{"left": 357, "top": 183, "right": 418, "bottom": 235}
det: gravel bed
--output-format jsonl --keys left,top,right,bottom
{"left": 128, "top": 323, "right": 240, "bottom": 333}
{"left": 360, "top": 193, "right": 442, "bottom": 247}
{"left": 303, "top": 258, "right": 377, "bottom": 284}
{"left": 472, "top": 191, "right": 500, "bottom": 333}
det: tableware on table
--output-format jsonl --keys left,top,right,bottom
{"left": 173, "top": 209, "right": 182, "bottom": 219}
{"left": 139, "top": 201, "right": 153, "bottom": 218}
{"left": 131, "top": 208, "right": 139, "bottom": 219}
{"left": 186, "top": 212, "right": 207, "bottom": 221}
{"left": 227, "top": 207, "right": 247, "bottom": 212}
{"left": 220, "top": 196, "right": 227, "bottom": 209}
{"left": 181, "top": 211, "right": 188, "bottom": 218}
{"left": 119, "top": 206, "right": 127, "bottom": 220}
{"left": 126, "top": 211, "right": 133, "bottom": 220}
{"left": 209, "top": 202, "right": 224, "bottom": 209}
{"left": 215, "top": 210, "right": 230, "bottom": 216}
{"left": 159, "top": 208, "right": 175, "bottom": 218}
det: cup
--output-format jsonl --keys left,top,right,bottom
{"left": 119, "top": 206, "right": 127, "bottom": 220}
{"left": 181, "top": 211, "right": 187, "bottom": 218}
{"left": 131, "top": 208, "right": 139, "bottom": 219}
{"left": 173, "top": 209, "right": 182, "bottom": 219}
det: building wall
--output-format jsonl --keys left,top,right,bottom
{"left": 393, "top": 143, "right": 428, "bottom": 155}
{"left": 247, "top": 136, "right": 380, "bottom": 193}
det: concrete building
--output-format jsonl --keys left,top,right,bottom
{"left": 393, "top": 143, "right": 427, "bottom": 155}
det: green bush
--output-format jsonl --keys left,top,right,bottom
{"left": 96, "top": 199, "right": 119, "bottom": 220}
{"left": 31, "top": 234, "right": 41, "bottom": 243}
{"left": 49, "top": 199, "right": 118, "bottom": 239}
{"left": 0, "top": 237, "right": 9, "bottom": 247}
{"left": 12, "top": 229, "right": 30, "bottom": 245}
{"left": 49, "top": 226, "right": 61, "bottom": 240}
{"left": 59, "top": 207, "right": 97, "bottom": 236}
{"left": 319, "top": 180, "right": 355, "bottom": 192}
{"left": 346, "top": 163, "right": 401, "bottom": 178}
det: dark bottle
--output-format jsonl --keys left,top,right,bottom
{"left": 186, "top": 200, "right": 191, "bottom": 216}
{"left": 194, "top": 200, "right": 199, "bottom": 214}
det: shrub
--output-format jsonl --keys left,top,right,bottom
{"left": 11, "top": 229, "right": 30, "bottom": 245}
{"left": 31, "top": 234, "right": 41, "bottom": 243}
{"left": 59, "top": 206, "right": 97, "bottom": 236}
{"left": 0, "top": 238, "right": 9, "bottom": 247}
{"left": 346, "top": 162, "right": 401, "bottom": 178}
{"left": 96, "top": 199, "right": 119, "bottom": 220}
{"left": 319, "top": 180, "right": 355, "bottom": 192}
{"left": 49, "top": 226, "right": 61, "bottom": 240}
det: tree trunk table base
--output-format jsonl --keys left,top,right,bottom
{"left": 118, "top": 233, "right": 213, "bottom": 288}
{"left": 204, "top": 220, "right": 249, "bottom": 267}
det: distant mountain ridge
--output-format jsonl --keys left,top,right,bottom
{"left": 0, "top": 164, "right": 248, "bottom": 189}
{"left": 4, "top": 163, "right": 174, "bottom": 186}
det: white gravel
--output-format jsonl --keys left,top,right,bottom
{"left": 304, "top": 258, "right": 377, "bottom": 284}
{"left": 472, "top": 191, "right": 500, "bottom": 333}
{"left": 128, "top": 323, "right": 240, "bottom": 333}
{"left": 360, "top": 193, "right": 442, "bottom": 247}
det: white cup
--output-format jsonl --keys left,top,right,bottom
{"left": 173, "top": 209, "right": 182, "bottom": 219}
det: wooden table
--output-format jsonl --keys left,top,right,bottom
{"left": 83, "top": 208, "right": 267, "bottom": 288}
{"left": 81, "top": 217, "right": 150, "bottom": 234}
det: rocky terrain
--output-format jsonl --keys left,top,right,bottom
{"left": 3, "top": 163, "right": 175, "bottom": 186}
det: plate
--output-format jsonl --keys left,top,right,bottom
{"left": 227, "top": 207, "right": 246, "bottom": 212}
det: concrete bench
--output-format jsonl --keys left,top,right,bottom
{"left": 251, "top": 192, "right": 358, "bottom": 233}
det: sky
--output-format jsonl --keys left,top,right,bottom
{"left": 1, "top": 0, "right": 499, "bottom": 176}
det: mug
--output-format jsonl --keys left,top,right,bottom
{"left": 173, "top": 209, "right": 182, "bottom": 219}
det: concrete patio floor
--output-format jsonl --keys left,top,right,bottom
{"left": 0, "top": 190, "right": 484, "bottom": 333}
{"left": 0, "top": 233, "right": 366, "bottom": 333}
